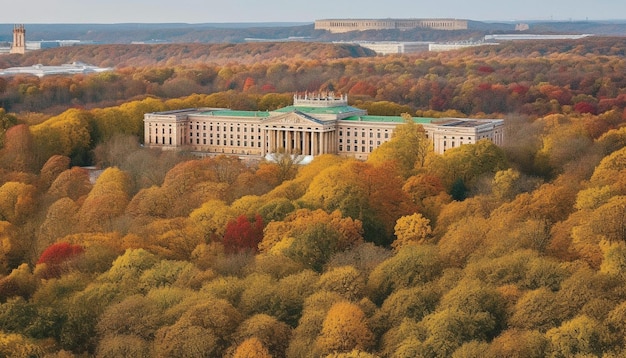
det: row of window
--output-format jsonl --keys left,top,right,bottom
{"left": 340, "top": 139, "right": 381, "bottom": 145}
{"left": 338, "top": 145, "right": 372, "bottom": 153}
{"left": 191, "top": 138, "right": 263, "bottom": 147}
{"left": 339, "top": 129, "right": 390, "bottom": 139}
{"left": 189, "top": 122, "right": 262, "bottom": 133}
{"left": 189, "top": 132, "right": 262, "bottom": 140}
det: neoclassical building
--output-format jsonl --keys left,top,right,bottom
{"left": 144, "top": 94, "right": 504, "bottom": 160}
{"left": 315, "top": 19, "right": 468, "bottom": 33}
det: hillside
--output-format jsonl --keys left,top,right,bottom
{"left": 0, "top": 42, "right": 376, "bottom": 68}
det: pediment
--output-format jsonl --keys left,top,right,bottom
{"left": 262, "top": 111, "right": 325, "bottom": 127}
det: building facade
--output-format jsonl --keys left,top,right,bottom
{"left": 144, "top": 94, "right": 504, "bottom": 160}
{"left": 315, "top": 19, "right": 468, "bottom": 33}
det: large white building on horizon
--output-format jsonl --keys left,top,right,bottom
{"left": 144, "top": 94, "right": 504, "bottom": 160}
{"left": 315, "top": 18, "right": 468, "bottom": 33}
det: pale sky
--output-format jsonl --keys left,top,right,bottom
{"left": 1, "top": 0, "right": 625, "bottom": 24}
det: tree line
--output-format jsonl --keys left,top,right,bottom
{"left": 1, "top": 38, "right": 626, "bottom": 119}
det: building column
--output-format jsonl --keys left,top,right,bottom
{"left": 295, "top": 131, "right": 302, "bottom": 154}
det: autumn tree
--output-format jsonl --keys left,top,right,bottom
{"left": 0, "top": 108, "right": 18, "bottom": 148}
{"left": 426, "top": 139, "right": 508, "bottom": 195}
{"left": 302, "top": 160, "right": 415, "bottom": 245}
{"left": 260, "top": 209, "right": 363, "bottom": 271}
{"left": 154, "top": 298, "right": 243, "bottom": 358}
{"left": 314, "top": 301, "right": 375, "bottom": 356}
{"left": 76, "top": 167, "right": 131, "bottom": 232}
{"left": 393, "top": 213, "right": 433, "bottom": 249}
{"left": 316, "top": 266, "right": 366, "bottom": 302}
{"left": 367, "top": 114, "right": 431, "bottom": 178}
{"left": 30, "top": 108, "right": 93, "bottom": 166}
{"left": 546, "top": 315, "right": 606, "bottom": 357}
{"left": 232, "top": 337, "right": 272, "bottom": 358}
{"left": 230, "top": 314, "right": 292, "bottom": 358}
{"left": 38, "top": 155, "right": 71, "bottom": 191}
{"left": 45, "top": 167, "right": 92, "bottom": 202}
{"left": 367, "top": 244, "right": 442, "bottom": 304}
{"left": 222, "top": 214, "right": 264, "bottom": 254}
{"left": 0, "top": 182, "right": 36, "bottom": 224}
{"left": 36, "top": 242, "right": 84, "bottom": 279}
{"left": 0, "top": 124, "right": 36, "bottom": 173}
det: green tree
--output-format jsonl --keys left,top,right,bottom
{"left": 367, "top": 245, "right": 442, "bottom": 304}
{"left": 367, "top": 114, "right": 431, "bottom": 177}
{"left": 546, "top": 315, "right": 605, "bottom": 357}
{"left": 317, "top": 266, "right": 366, "bottom": 302}
{"left": 426, "top": 139, "right": 508, "bottom": 194}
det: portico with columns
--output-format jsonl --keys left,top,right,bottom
{"left": 261, "top": 111, "right": 337, "bottom": 156}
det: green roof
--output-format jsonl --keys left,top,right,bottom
{"left": 342, "top": 115, "right": 435, "bottom": 124}
{"left": 275, "top": 105, "right": 363, "bottom": 115}
{"left": 198, "top": 110, "right": 271, "bottom": 118}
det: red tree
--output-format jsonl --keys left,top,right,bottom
{"left": 222, "top": 214, "right": 264, "bottom": 253}
{"left": 37, "top": 242, "right": 84, "bottom": 265}
{"left": 36, "top": 242, "right": 84, "bottom": 278}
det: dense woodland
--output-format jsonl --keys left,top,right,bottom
{"left": 0, "top": 38, "right": 625, "bottom": 356}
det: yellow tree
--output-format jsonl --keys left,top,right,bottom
{"left": 233, "top": 337, "right": 272, "bottom": 358}
{"left": 77, "top": 167, "right": 131, "bottom": 232}
{"left": 315, "top": 301, "right": 375, "bottom": 356}
{"left": 260, "top": 209, "right": 364, "bottom": 271}
{"left": 230, "top": 314, "right": 292, "bottom": 357}
{"left": 0, "top": 182, "right": 36, "bottom": 224}
{"left": 367, "top": 114, "right": 431, "bottom": 178}
{"left": 0, "top": 221, "right": 25, "bottom": 274}
{"left": 546, "top": 315, "right": 606, "bottom": 357}
{"left": 393, "top": 213, "right": 433, "bottom": 250}
{"left": 30, "top": 108, "right": 92, "bottom": 162}
{"left": 302, "top": 160, "right": 414, "bottom": 245}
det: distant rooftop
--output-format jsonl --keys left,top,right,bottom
{"left": 197, "top": 110, "right": 271, "bottom": 118}
{"left": 275, "top": 105, "right": 363, "bottom": 115}
{"left": 485, "top": 34, "right": 592, "bottom": 41}
{"left": 342, "top": 115, "right": 435, "bottom": 124}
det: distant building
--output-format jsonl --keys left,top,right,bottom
{"left": 485, "top": 34, "right": 592, "bottom": 41}
{"left": 144, "top": 93, "right": 504, "bottom": 160}
{"left": 315, "top": 18, "right": 468, "bottom": 33}
{"left": 341, "top": 41, "right": 431, "bottom": 55}
{"left": 10, "top": 24, "right": 25, "bottom": 55}
{"left": 428, "top": 42, "right": 498, "bottom": 52}
{"left": 515, "top": 23, "right": 530, "bottom": 31}
{"left": 0, "top": 62, "right": 113, "bottom": 77}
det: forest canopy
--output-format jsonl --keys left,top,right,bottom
{"left": 0, "top": 37, "right": 626, "bottom": 356}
